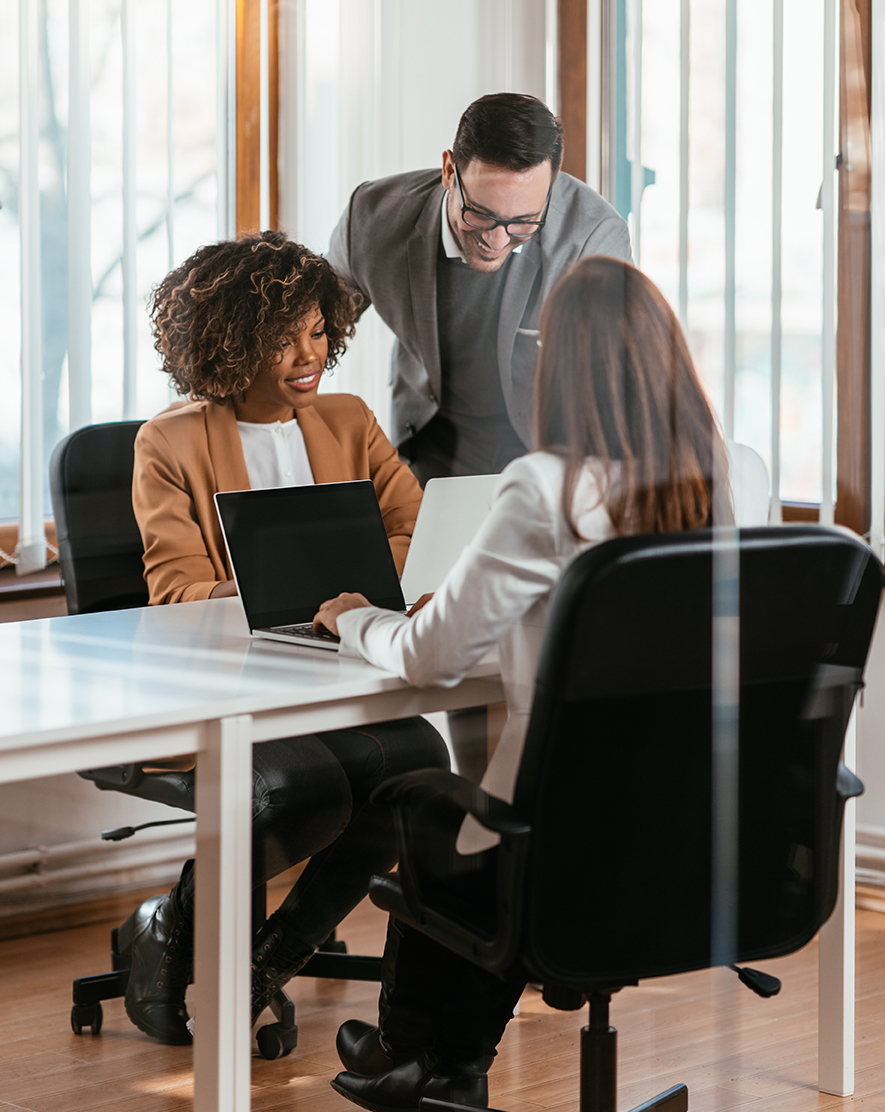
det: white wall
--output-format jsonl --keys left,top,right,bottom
{"left": 856, "top": 607, "right": 885, "bottom": 882}
{"left": 277, "top": 0, "right": 548, "bottom": 430}
{"left": 859, "top": 0, "right": 885, "bottom": 880}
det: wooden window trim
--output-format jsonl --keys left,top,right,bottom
{"left": 835, "top": 0, "right": 871, "bottom": 536}
{"left": 558, "top": 0, "right": 588, "bottom": 181}
{"left": 782, "top": 504, "right": 821, "bottom": 524}
{"left": 236, "top": 0, "right": 280, "bottom": 235}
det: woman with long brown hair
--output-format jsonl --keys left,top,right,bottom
{"left": 314, "top": 256, "right": 732, "bottom": 1112}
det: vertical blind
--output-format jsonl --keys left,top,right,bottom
{"left": 6, "top": 0, "right": 229, "bottom": 574}
{"left": 611, "top": 0, "right": 840, "bottom": 518}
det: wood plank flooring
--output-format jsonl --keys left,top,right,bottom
{"left": 2, "top": 885, "right": 885, "bottom": 1111}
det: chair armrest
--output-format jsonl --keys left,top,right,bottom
{"left": 369, "top": 768, "right": 531, "bottom": 974}
{"left": 371, "top": 768, "right": 531, "bottom": 838}
{"left": 836, "top": 762, "right": 863, "bottom": 801}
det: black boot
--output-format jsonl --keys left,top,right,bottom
{"left": 331, "top": 1051, "right": 492, "bottom": 1112}
{"left": 118, "top": 861, "right": 194, "bottom": 1045}
{"left": 337, "top": 1019, "right": 408, "bottom": 1075}
{"left": 250, "top": 911, "right": 315, "bottom": 1026}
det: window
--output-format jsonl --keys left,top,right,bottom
{"left": 560, "top": 0, "right": 872, "bottom": 533}
{"left": 3, "top": 0, "right": 228, "bottom": 571}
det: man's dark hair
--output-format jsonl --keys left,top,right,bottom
{"left": 452, "top": 93, "right": 564, "bottom": 176}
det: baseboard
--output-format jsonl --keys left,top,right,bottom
{"left": 857, "top": 824, "right": 885, "bottom": 893}
{"left": 0, "top": 881, "right": 179, "bottom": 941}
{"left": 0, "top": 862, "right": 306, "bottom": 942}
{"left": 856, "top": 884, "right": 885, "bottom": 914}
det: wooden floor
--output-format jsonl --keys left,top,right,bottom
{"left": 2, "top": 885, "right": 885, "bottom": 1112}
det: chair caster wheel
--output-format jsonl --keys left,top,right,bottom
{"left": 256, "top": 1020, "right": 298, "bottom": 1060}
{"left": 71, "top": 1002, "right": 103, "bottom": 1035}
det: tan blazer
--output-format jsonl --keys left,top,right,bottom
{"left": 133, "top": 394, "right": 423, "bottom": 605}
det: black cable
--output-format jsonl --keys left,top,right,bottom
{"left": 101, "top": 816, "right": 195, "bottom": 842}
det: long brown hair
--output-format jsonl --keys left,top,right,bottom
{"left": 534, "top": 256, "right": 730, "bottom": 536}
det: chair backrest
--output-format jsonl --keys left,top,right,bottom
{"left": 726, "top": 440, "right": 770, "bottom": 525}
{"left": 514, "top": 525, "right": 881, "bottom": 989}
{"left": 49, "top": 421, "right": 149, "bottom": 615}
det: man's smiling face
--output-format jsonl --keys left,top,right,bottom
{"left": 441, "top": 150, "right": 552, "bottom": 274}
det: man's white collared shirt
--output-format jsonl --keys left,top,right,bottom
{"left": 439, "top": 189, "right": 524, "bottom": 263}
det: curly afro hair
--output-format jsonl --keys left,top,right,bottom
{"left": 150, "top": 232, "right": 360, "bottom": 404}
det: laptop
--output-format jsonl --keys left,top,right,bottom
{"left": 215, "top": 481, "right": 406, "bottom": 651}
{"left": 399, "top": 474, "right": 499, "bottom": 606}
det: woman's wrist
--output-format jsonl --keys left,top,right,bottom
{"left": 209, "top": 580, "right": 238, "bottom": 599}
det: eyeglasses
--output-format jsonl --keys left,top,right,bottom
{"left": 451, "top": 160, "right": 550, "bottom": 241}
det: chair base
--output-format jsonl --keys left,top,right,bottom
{"left": 417, "top": 991, "right": 690, "bottom": 1112}
{"left": 71, "top": 925, "right": 381, "bottom": 1058}
{"left": 420, "top": 1084, "right": 688, "bottom": 1112}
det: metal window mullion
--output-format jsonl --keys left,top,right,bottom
{"left": 216, "top": 0, "right": 233, "bottom": 238}
{"left": 629, "top": 0, "right": 643, "bottom": 264}
{"left": 166, "top": 0, "right": 175, "bottom": 269}
{"left": 18, "top": 0, "right": 46, "bottom": 576}
{"left": 501, "top": 0, "right": 514, "bottom": 92}
{"left": 821, "top": 0, "right": 837, "bottom": 525}
{"left": 678, "top": 0, "right": 689, "bottom": 328}
{"left": 121, "top": 0, "right": 137, "bottom": 419}
{"left": 293, "top": 0, "right": 306, "bottom": 241}
{"left": 724, "top": 0, "right": 737, "bottom": 442}
{"left": 545, "top": 0, "right": 558, "bottom": 116}
{"left": 373, "top": 0, "right": 382, "bottom": 182}
{"left": 68, "top": 0, "right": 92, "bottom": 433}
{"left": 770, "top": 0, "right": 784, "bottom": 523}
{"left": 586, "top": 0, "right": 602, "bottom": 192}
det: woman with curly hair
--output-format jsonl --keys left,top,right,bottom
{"left": 136, "top": 231, "right": 421, "bottom": 604}
{"left": 118, "top": 233, "right": 447, "bottom": 1049}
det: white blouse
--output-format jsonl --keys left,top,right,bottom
{"left": 337, "top": 451, "right": 617, "bottom": 851}
{"left": 236, "top": 417, "right": 315, "bottom": 489}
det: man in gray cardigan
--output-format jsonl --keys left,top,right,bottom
{"left": 328, "top": 92, "right": 631, "bottom": 485}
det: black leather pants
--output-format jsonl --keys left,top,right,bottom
{"left": 378, "top": 916, "right": 526, "bottom": 1065}
{"left": 121, "top": 717, "right": 449, "bottom": 950}
{"left": 375, "top": 843, "right": 526, "bottom": 1064}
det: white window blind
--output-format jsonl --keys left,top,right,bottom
{"left": 601, "top": 0, "right": 840, "bottom": 514}
{"left": 3, "top": 0, "right": 230, "bottom": 573}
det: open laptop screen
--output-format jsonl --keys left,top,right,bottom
{"left": 215, "top": 482, "right": 405, "bottom": 629}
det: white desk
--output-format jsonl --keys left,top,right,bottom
{"left": 0, "top": 597, "right": 504, "bottom": 1112}
{"left": 0, "top": 598, "right": 855, "bottom": 1105}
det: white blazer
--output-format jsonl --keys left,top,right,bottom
{"left": 337, "top": 451, "right": 618, "bottom": 851}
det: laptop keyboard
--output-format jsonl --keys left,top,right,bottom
{"left": 272, "top": 622, "right": 340, "bottom": 644}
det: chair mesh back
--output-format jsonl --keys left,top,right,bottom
{"left": 49, "top": 421, "right": 148, "bottom": 615}
{"left": 514, "top": 527, "right": 880, "bottom": 988}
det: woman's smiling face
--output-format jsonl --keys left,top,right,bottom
{"left": 235, "top": 305, "right": 329, "bottom": 422}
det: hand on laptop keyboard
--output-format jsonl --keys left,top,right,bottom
{"left": 275, "top": 623, "right": 340, "bottom": 644}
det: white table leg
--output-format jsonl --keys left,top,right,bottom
{"left": 194, "top": 714, "right": 254, "bottom": 1112}
{"left": 818, "top": 706, "right": 856, "bottom": 1096}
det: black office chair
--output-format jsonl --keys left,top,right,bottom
{"left": 367, "top": 526, "right": 881, "bottom": 1112}
{"left": 49, "top": 421, "right": 381, "bottom": 1058}
{"left": 50, "top": 420, "right": 150, "bottom": 614}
